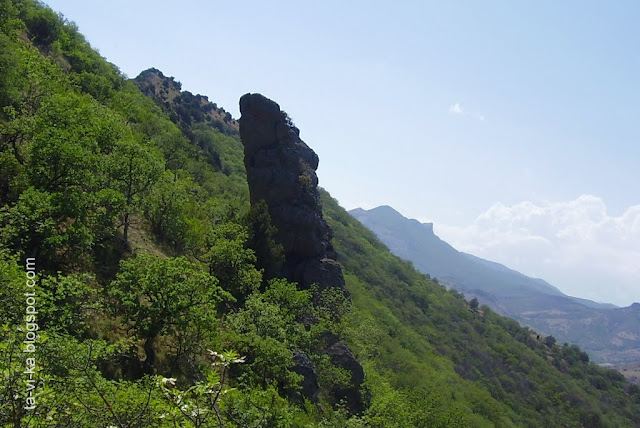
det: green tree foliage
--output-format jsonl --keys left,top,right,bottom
{"left": 0, "top": 187, "right": 123, "bottom": 271}
{"left": 202, "top": 222, "right": 262, "bottom": 303}
{"left": 245, "top": 199, "right": 285, "bottom": 282}
{"left": 22, "top": 2, "right": 62, "bottom": 48}
{"left": 156, "top": 350, "right": 246, "bottom": 427}
{"left": 108, "top": 254, "right": 230, "bottom": 372}
{"left": 221, "top": 386, "right": 299, "bottom": 428}
{"left": 143, "top": 171, "right": 195, "bottom": 250}
{"left": 38, "top": 272, "right": 99, "bottom": 335}
{"left": 28, "top": 92, "right": 126, "bottom": 189}
{"left": 0, "top": 328, "right": 165, "bottom": 427}
{"left": 0, "top": 252, "right": 23, "bottom": 326}
{"left": 106, "top": 139, "right": 164, "bottom": 243}
{"left": 223, "top": 279, "right": 309, "bottom": 390}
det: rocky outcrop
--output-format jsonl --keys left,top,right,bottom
{"left": 288, "top": 351, "right": 320, "bottom": 402}
{"left": 239, "top": 93, "right": 364, "bottom": 413}
{"left": 326, "top": 341, "right": 366, "bottom": 413}
{"left": 135, "top": 68, "right": 240, "bottom": 136}
{"left": 239, "top": 93, "right": 343, "bottom": 292}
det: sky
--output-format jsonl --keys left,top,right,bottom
{"left": 44, "top": 0, "right": 639, "bottom": 306}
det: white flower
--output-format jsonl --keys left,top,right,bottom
{"left": 161, "top": 377, "right": 177, "bottom": 386}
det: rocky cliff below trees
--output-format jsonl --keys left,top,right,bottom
{"left": 239, "top": 93, "right": 363, "bottom": 412}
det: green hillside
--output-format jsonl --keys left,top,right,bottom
{"left": 1, "top": 1, "right": 639, "bottom": 426}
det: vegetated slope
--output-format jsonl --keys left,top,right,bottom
{"left": 0, "top": 1, "right": 639, "bottom": 426}
{"left": 351, "top": 205, "right": 640, "bottom": 366}
{"left": 328, "top": 199, "right": 640, "bottom": 426}
{"left": 609, "top": 362, "right": 640, "bottom": 386}
{"left": 0, "top": 2, "right": 332, "bottom": 426}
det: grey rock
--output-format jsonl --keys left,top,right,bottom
{"left": 289, "top": 351, "right": 320, "bottom": 402}
{"left": 326, "top": 340, "right": 366, "bottom": 413}
{"left": 239, "top": 93, "right": 342, "bottom": 291}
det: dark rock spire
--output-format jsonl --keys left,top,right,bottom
{"left": 239, "top": 93, "right": 344, "bottom": 292}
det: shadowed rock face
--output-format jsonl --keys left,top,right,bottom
{"left": 239, "top": 93, "right": 343, "bottom": 291}
{"left": 326, "top": 341, "right": 365, "bottom": 413}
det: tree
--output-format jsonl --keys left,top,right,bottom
{"left": 244, "top": 199, "right": 284, "bottom": 282}
{"left": 469, "top": 298, "right": 479, "bottom": 311}
{"left": 106, "top": 139, "right": 164, "bottom": 243}
{"left": 0, "top": 252, "right": 24, "bottom": 326}
{"left": 28, "top": 92, "right": 127, "bottom": 191}
{"left": 156, "top": 350, "right": 245, "bottom": 428}
{"left": 36, "top": 335, "right": 160, "bottom": 427}
{"left": 202, "top": 222, "right": 262, "bottom": 304}
{"left": 0, "top": 186, "right": 124, "bottom": 272}
{"left": 0, "top": 150, "right": 24, "bottom": 204}
{"left": 545, "top": 335, "right": 556, "bottom": 348}
{"left": 108, "top": 255, "right": 230, "bottom": 372}
{"left": 143, "top": 171, "right": 194, "bottom": 249}
{"left": 39, "top": 273, "right": 99, "bottom": 335}
{"left": 0, "top": 187, "right": 86, "bottom": 270}
{"left": 23, "top": 3, "right": 62, "bottom": 47}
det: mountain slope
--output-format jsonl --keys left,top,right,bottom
{"left": 350, "top": 205, "right": 640, "bottom": 365}
{"left": 1, "top": 2, "right": 639, "bottom": 426}
{"left": 330, "top": 200, "right": 640, "bottom": 426}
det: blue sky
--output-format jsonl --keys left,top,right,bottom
{"left": 45, "top": 1, "right": 639, "bottom": 306}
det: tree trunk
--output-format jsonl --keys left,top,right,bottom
{"left": 123, "top": 212, "right": 130, "bottom": 243}
{"left": 143, "top": 336, "right": 156, "bottom": 374}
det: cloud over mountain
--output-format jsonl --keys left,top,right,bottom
{"left": 437, "top": 195, "right": 640, "bottom": 306}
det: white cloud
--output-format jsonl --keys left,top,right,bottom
{"left": 449, "top": 103, "right": 463, "bottom": 115}
{"left": 448, "top": 102, "right": 485, "bottom": 120}
{"left": 436, "top": 195, "right": 640, "bottom": 306}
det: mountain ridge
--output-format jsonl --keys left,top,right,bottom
{"left": 350, "top": 205, "right": 640, "bottom": 365}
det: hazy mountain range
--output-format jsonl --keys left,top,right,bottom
{"left": 351, "top": 205, "right": 640, "bottom": 365}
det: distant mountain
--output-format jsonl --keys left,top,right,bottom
{"left": 351, "top": 205, "right": 640, "bottom": 364}
{"left": 461, "top": 252, "right": 618, "bottom": 310}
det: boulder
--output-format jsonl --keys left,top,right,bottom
{"left": 326, "top": 340, "right": 366, "bottom": 414}
{"left": 288, "top": 351, "right": 320, "bottom": 402}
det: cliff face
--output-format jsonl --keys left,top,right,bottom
{"left": 239, "top": 93, "right": 344, "bottom": 292}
